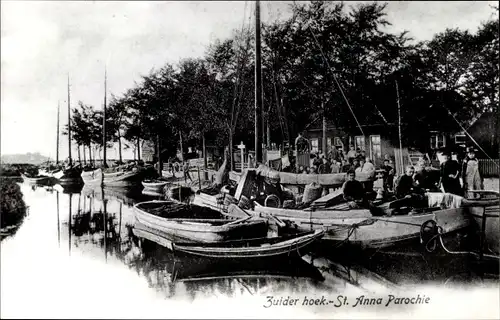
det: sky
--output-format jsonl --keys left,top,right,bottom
{"left": 1, "top": 1, "right": 497, "bottom": 160}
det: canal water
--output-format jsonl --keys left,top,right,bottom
{"left": 1, "top": 182, "right": 499, "bottom": 319}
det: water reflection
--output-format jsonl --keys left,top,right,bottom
{"left": 2, "top": 182, "right": 498, "bottom": 308}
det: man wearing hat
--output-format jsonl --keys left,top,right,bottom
{"left": 462, "top": 147, "right": 483, "bottom": 193}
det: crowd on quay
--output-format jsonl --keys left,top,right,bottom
{"left": 341, "top": 147, "right": 485, "bottom": 210}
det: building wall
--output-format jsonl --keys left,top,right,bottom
{"left": 467, "top": 112, "right": 499, "bottom": 157}
{"left": 305, "top": 126, "right": 398, "bottom": 167}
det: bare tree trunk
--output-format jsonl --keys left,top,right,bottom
{"left": 78, "top": 145, "right": 81, "bottom": 164}
{"left": 202, "top": 133, "right": 208, "bottom": 180}
{"left": 179, "top": 132, "right": 184, "bottom": 162}
{"left": 118, "top": 134, "right": 123, "bottom": 163}
{"left": 83, "top": 145, "right": 86, "bottom": 164}
{"left": 136, "top": 137, "right": 141, "bottom": 161}
{"left": 88, "top": 144, "right": 93, "bottom": 166}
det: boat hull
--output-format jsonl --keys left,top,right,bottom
{"left": 193, "top": 191, "right": 473, "bottom": 250}
{"left": 133, "top": 201, "right": 268, "bottom": 243}
{"left": 142, "top": 181, "right": 168, "bottom": 193}
{"left": 81, "top": 168, "right": 103, "bottom": 185}
{"left": 172, "top": 230, "right": 325, "bottom": 259}
{"left": 465, "top": 190, "right": 500, "bottom": 255}
{"left": 81, "top": 168, "right": 145, "bottom": 187}
{"left": 103, "top": 169, "right": 145, "bottom": 187}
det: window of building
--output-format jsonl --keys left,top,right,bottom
{"left": 310, "top": 138, "right": 319, "bottom": 153}
{"left": 369, "top": 135, "right": 382, "bottom": 160}
{"left": 455, "top": 134, "right": 467, "bottom": 145}
{"left": 430, "top": 133, "right": 446, "bottom": 149}
{"left": 354, "top": 136, "right": 366, "bottom": 151}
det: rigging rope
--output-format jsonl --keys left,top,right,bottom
{"left": 440, "top": 104, "right": 499, "bottom": 166}
{"left": 230, "top": 0, "right": 249, "bottom": 131}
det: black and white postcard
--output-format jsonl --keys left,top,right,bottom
{"left": 1, "top": 1, "right": 499, "bottom": 318}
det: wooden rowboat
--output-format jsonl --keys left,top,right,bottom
{"left": 142, "top": 179, "right": 169, "bottom": 192}
{"left": 102, "top": 168, "right": 146, "bottom": 187}
{"left": 81, "top": 167, "right": 146, "bottom": 187}
{"left": 133, "top": 200, "right": 268, "bottom": 243}
{"left": 172, "top": 229, "right": 325, "bottom": 260}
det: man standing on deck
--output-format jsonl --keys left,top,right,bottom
{"left": 342, "top": 169, "right": 366, "bottom": 208}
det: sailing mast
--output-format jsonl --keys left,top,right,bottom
{"left": 254, "top": 0, "right": 263, "bottom": 164}
{"left": 103, "top": 67, "right": 107, "bottom": 168}
{"left": 67, "top": 75, "right": 72, "bottom": 166}
{"left": 56, "top": 101, "right": 60, "bottom": 164}
{"left": 396, "top": 80, "right": 404, "bottom": 173}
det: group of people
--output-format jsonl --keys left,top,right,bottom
{"left": 294, "top": 144, "right": 381, "bottom": 177}
{"left": 341, "top": 147, "right": 484, "bottom": 210}
{"left": 393, "top": 147, "right": 484, "bottom": 198}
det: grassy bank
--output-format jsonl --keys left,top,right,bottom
{"left": 0, "top": 179, "right": 28, "bottom": 240}
{"left": 0, "top": 163, "right": 39, "bottom": 177}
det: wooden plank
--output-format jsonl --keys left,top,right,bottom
{"left": 234, "top": 170, "right": 257, "bottom": 201}
{"left": 311, "top": 189, "right": 343, "bottom": 207}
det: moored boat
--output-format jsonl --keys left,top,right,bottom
{"left": 39, "top": 167, "right": 64, "bottom": 180}
{"left": 171, "top": 229, "right": 325, "bottom": 260}
{"left": 102, "top": 167, "right": 146, "bottom": 187}
{"left": 464, "top": 190, "right": 500, "bottom": 255}
{"left": 21, "top": 174, "right": 52, "bottom": 185}
{"left": 133, "top": 200, "right": 268, "bottom": 243}
{"left": 81, "top": 168, "right": 103, "bottom": 185}
{"left": 194, "top": 180, "right": 478, "bottom": 250}
{"left": 81, "top": 166, "right": 147, "bottom": 187}
{"left": 57, "top": 166, "right": 83, "bottom": 185}
{"left": 142, "top": 179, "right": 169, "bottom": 192}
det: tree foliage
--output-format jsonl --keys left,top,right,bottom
{"left": 67, "top": 2, "right": 498, "bottom": 159}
